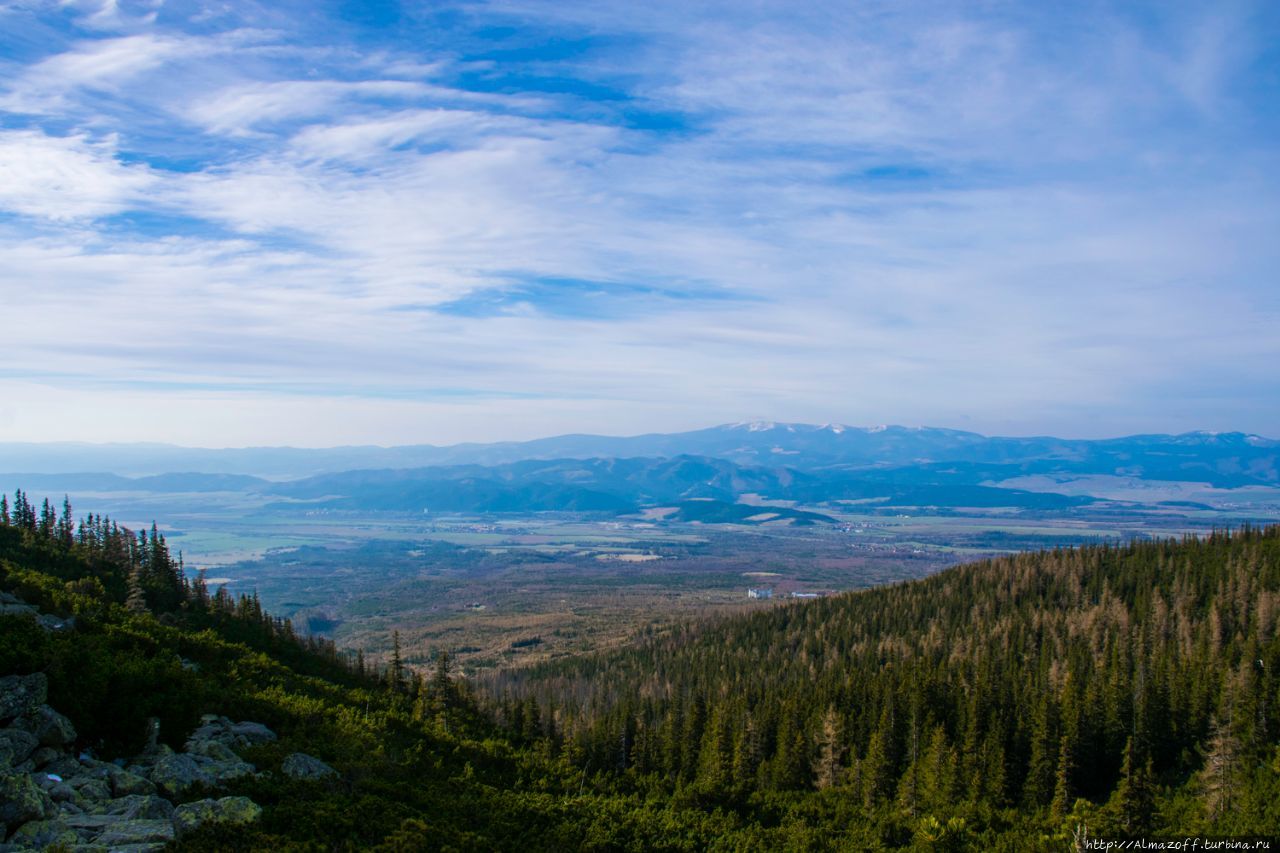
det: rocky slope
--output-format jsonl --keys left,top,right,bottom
{"left": 0, "top": 593, "right": 337, "bottom": 852}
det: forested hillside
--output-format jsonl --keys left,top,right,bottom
{"left": 4, "top": 492, "right": 1278, "bottom": 849}
{"left": 486, "top": 528, "right": 1280, "bottom": 846}
{"left": 0, "top": 495, "right": 783, "bottom": 849}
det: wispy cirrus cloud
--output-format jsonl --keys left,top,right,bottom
{"left": 0, "top": 0, "right": 1276, "bottom": 445}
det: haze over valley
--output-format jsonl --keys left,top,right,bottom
{"left": 6, "top": 421, "right": 1278, "bottom": 672}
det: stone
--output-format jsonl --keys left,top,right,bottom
{"left": 35, "top": 613, "right": 75, "bottom": 632}
{"left": 125, "top": 743, "right": 173, "bottom": 774}
{"left": 185, "top": 716, "right": 275, "bottom": 753}
{"left": 108, "top": 768, "right": 156, "bottom": 797}
{"left": 70, "top": 778, "right": 112, "bottom": 802}
{"left": 103, "top": 794, "right": 174, "bottom": 821}
{"left": 8, "top": 818, "right": 79, "bottom": 849}
{"left": 228, "top": 721, "right": 276, "bottom": 746}
{"left": 93, "top": 818, "right": 175, "bottom": 847}
{"left": 281, "top": 752, "right": 338, "bottom": 781}
{"left": 186, "top": 738, "right": 240, "bottom": 762}
{"left": 0, "top": 673, "right": 47, "bottom": 723}
{"left": 172, "top": 796, "right": 262, "bottom": 838}
{"left": 0, "top": 728, "right": 38, "bottom": 768}
{"left": 204, "top": 758, "right": 255, "bottom": 784}
{"left": 29, "top": 746, "right": 60, "bottom": 768}
{"left": 44, "top": 755, "right": 86, "bottom": 778}
{"left": 62, "top": 813, "right": 119, "bottom": 835}
{"left": 48, "top": 780, "right": 79, "bottom": 802}
{"left": 148, "top": 753, "right": 213, "bottom": 799}
{"left": 14, "top": 704, "right": 77, "bottom": 747}
{"left": 0, "top": 771, "right": 54, "bottom": 824}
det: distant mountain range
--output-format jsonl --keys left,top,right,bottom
{"left": 1, "top": 424, "right": 1276, "bottom": 517}
{"left": 255, "top": 454, "right": 1093, "bottom": 515}
{"left": 2, "top": 422, "right": 1277, "bottom": 483}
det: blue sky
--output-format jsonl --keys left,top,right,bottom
{"left": 0, "top": 0, "right": 1277, "bottom": 446}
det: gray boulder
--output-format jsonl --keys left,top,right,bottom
{"left": 185, "top": 738, "right": 240, "bottom": 762}
{"left": 148, "top": 753, "right": 213, "bottom": 799}
{"left": 0, "top": 729, "right": 38, "bottom": 768}
{"left": 0, "top": 771, "right": 54, "bottom": 825}
{"left": 14, "top": 704, "right": 76, "bottom": 748}
{"left": 28, "top": 746, "right": 59, "bottom": 768}
{"left": 62, "top": 812, "right": 118, "bottom": 835}
{"left": 228, "top": 721, "right": 276, "bottom": 745}
{"left": 206, "top": 759, "right": 255, "bottom": 784}
{"left": 172, "top": 796, "right": 262, "bottom": 838}
{"left": 281, "top": 752, "right": 337, "bottom": 781}
{"left": 35, "top": 613, "right": 74, "bottom": 632}
{"left": 109, "top": 768, "right": 157, "bottom": 797}
{"left": 47, "top": 780, "right": 80, "bottom": 803}
{"left": 0, "top": 673, "right": 47, "bottom": 723}
{"left": 69, "top": 777, "right": 113, "bottom": 803}
{"left": 103, "top": 793, "right": 174, "bottom": 821}
{"left": 95, "top": 818, "right": 176, "bottom": 847}
{"left": 42, "top": 755, "right": 85, "bottom": 778}
{"left": 7, "top": 817, "right": 78, "bottom": 849}
{"left": 185, "top": 716, "right": 276, "bottom": 752}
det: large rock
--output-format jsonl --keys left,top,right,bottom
{"left": 186, "top": 738, "right": 240, "bottom": 762}
{"left": 172, "top": 796, "right": 262, "bottom": 838}
{"left": 186, "top": 716, "right": 276, "bottom": 752}
{"left": 7, "top": 817, "right": 79, "bottom": 849}
{"left": 281, "top": 752, "right": 337, "bottom": 781}
{"left": 69, "top": 776, "right": 113, "bottom": 803}
{"left": 227, "top": 721, "right": 276, "bottom": 745}
{"left": 62, "top": 812, "right": 118, "bottom": 832}
{"left": 27, "top": 746, "right": 59, "bottom": 768}
{"left": 0, "top": 729, "right": 38, "bottom": 768}
{"left": 0, "top": 771, "right": 54, "bottom": 825}
{"left": 109, "top": 768, "right": 157, "bottom": 797}
{"left": 103, "top": 793, "right": 174, "bottom": 821}
{"left": 35, "top": 613, "right": 74, "bottom": 632}
{"left": 41, "top": 755, "right": 84, "bottom": 779}
{"left": 0, "top": 673, "right": 47, "bottom": 723}
{"left": 94, "top": 818, "right": 175, "bottom": 847}
{"left": 14, "top": 704, "right": 76, "bottom": 748}
{"left": 148, "top": 754, "right": 213, "bottom": 799}
{"left": 202, "top": 756, "right": 255, "bottom": 784}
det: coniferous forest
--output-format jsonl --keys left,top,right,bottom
{"left": 2, "top": 494, "right": 1278, "bottom": 850}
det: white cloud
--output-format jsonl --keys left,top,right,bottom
{"left": 186, "top": 80, "right": 439, "bottom": 136}
{"left": 0, "top": 130, "right": 155, "bottom": 219}
{"left": 0, "top": 0, "right": 1276, "bottom": 443}
{"left": 1, "top": 33, "right": 194, "bottom": 113}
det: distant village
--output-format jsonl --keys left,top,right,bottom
{"left": 747, "top": 587, "right": 823, "bottom": 600}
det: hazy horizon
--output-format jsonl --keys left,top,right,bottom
{"left": 2, "top": 1, "right": 1278, "bottom": 446}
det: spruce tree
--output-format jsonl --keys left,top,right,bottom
{"left": 812, "top": 705, "right": 846, "bottom": 790}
